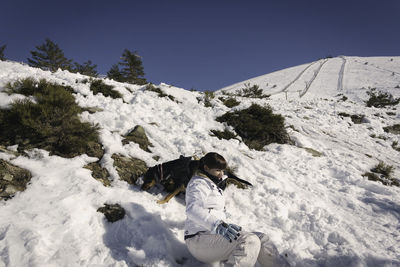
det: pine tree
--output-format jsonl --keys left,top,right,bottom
{"left": 107, "top": 64, "right": 124, "bottom": 82}
{"left": 27, "top": 39, "right": 73, "bottom": 72}
{"left": 0, "top": 45, "right": 6, "bottom": 61}
{"left": 73, "top": 60, "right": 98, "bottom": 77}
{"left": 119, "top": 49, "right": 147, "bottom": 85}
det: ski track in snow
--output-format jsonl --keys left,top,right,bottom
{"left": 0, "top": 59, "right": 400, "bottom": 267}
{"left": 278, "top": 61, "right": 319, "bottom": 94}
{"left": 337, "top": 56, "right": 346, "bottom": 91}
{"left": 300, "top": 59, "right": 329, "bottom": 98}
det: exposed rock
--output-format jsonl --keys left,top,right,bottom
{"left": 304, "top": 147, "right": 323, "bottom": 157}
{"left": 84, "top": 162, "right": 111, "bottom": 186}
{"left": 111, "top": 154, "right": 147, "bottom": 184}
{"left": 86, "top": 141, "right": 105, "bottom": 159}
{"left": 122, "top": 125, "right": 153, "bottom": 152}
{"left": 82, "top": 107, "right": 104, "bottom": 114}
{"left": 0, "top": 159, "right": 32, "bottom": 200}
{"left": 97, "top": 203, "right": 126, "bottom": 223}
{"left": 0, "top": 145, "right": 20, "bottom": 157}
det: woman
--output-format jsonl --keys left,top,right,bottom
{"left": 184, "top": 152, "right": 289, "bottom": 266}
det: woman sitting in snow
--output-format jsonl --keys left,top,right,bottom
{"left": 184, "top": 152, "right": 290, "bottom": 266}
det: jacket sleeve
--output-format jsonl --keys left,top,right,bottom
{"left": 185, "top": 178, "right": 222, "bottom": 232}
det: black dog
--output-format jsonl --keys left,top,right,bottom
{"left": 141, "top": 155, "right": 253, "bottom": 204}
{"left": 141, "top": 156, "right": 198, "bottom": 204}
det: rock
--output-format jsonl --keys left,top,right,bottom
{"left": 122, "top": 125, "right": 153, "bottom": 152}
{"left": 304, "top": 147, "right": 323, "bottom": 157}
{"left": 0, "top": 159, "right": 32, "bottom": 200}
{"left": 84, "top": 162, "right": 111, "bottom": 186}
{"left": 111, "top": 154, "right": 147, "bottom": 184}
{"left": 86, "top": 141, "right": 105, "bottom": 159}
{"left": 97, "top": 203, "right": 126, "bottom": 223}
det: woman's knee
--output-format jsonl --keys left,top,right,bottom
{"left": 241, "top": 232, "right": 261, "bottom": 251}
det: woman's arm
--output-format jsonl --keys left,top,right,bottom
{"left": 185, "top": 178, "right": 222, "bottom": 232}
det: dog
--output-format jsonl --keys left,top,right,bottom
{"left": 141, "top": 156, "right": 198, "bottom": 204}
{"left": 141, "top": 155, "right": 253, "bottom": 204}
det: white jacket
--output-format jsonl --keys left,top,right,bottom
{"left": 184, "top": 174, "right": 227, "bottom": 236}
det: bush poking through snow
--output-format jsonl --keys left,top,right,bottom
{"left": 365, "top": 88, "right": 400, "bottom": 108}
{"left": 383, "top": 124, "right": 400, "bottom": 135}
{"left": 392, "top": 141, "right": 400, "bottom": 152}
{"left": 219, "top": 97, "right": 240, "bottom": 108}
{"left": 145, "top": 84, "right": 175, "bottom": 101}
{"left": 90, "top": 79, "right": 122, "bottom": 99}
{"left": 235, "top": 83, "right": 270, "bottom": 99}
{"left": 363, "top": 161, "right": 399, "bottom": 187}
{"left": 202, "top": 91, "right": 215, "bottom": 107}
{"left": 338, "top": 112, "right": 365, "bottom": 124}
{"left": 5, "top": 77, "right": 74, "bottom": 96}
{"left": 216, "top": 104, "right": 291, "bottom": 150}
{"left": 210, "top": 129, "right": 237, "bottom": 141}
{"left": 0, "top": 78, "right": 102, "bottom": 158}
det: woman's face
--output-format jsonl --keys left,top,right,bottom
{"left": 204, "top": 165, "right": 224, "bottom": 179}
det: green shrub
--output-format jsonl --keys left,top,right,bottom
{"left": 392, "top": 141, "right": 400, "bottom": 152}
{"left": 0, "top": 79, "right": 101, "bottom": 158}
{"left": 219, "top": 97, "right": 240, "bottom": 108}
{"left": 338, "top": 113, "right": 365, "bottom": 124}
{"left": 216, "top": 104, "right": 291, "bottom": 150}
{"left": 365, "top": 88, "right": 400, "bottom": 108}
{"left": 145, "top": 84, "right": 175, "bottom": 101}
{"left": 336, "top": 94, "right": 348, "bottom": 102}
{"left": 6, "top": 78, "right": 74, "bottom": 96}
{"left": 235, "top": 83, "right": 270, "bottom": 99}
{"left": 363, "top": 161, "right": 399, "bottom": 187}
{"left": 203, "top": 91, "right": 215, "bottom": 107}
{"left": 383, "top": 124, "right": 400, "bottom": 135}
{"left": 210, "top": 129, "right": 237, "bottom": 140}
{"left": 90, "top": 80, "right": 122, "bottom": 99}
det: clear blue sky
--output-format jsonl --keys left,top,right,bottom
{"left": 1, "top": 0, "right": 400, "bottom": 91}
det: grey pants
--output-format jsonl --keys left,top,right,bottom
{"left": 185, "top": 231, "right": 284, "bottom": 267}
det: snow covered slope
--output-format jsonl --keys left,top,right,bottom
{"left": 219, "top": 56, "right": 400, "bottom": 102}
{"left": 0, "top": 58, "right": 399, "bottom": 267}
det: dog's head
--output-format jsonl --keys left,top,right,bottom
{"left": 141, "top": 165, "right": 159, "bottom": 190}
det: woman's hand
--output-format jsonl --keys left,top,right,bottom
{"left": 216, "top": 221, "right": 242, "bottom": 242}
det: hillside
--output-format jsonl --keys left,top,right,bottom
{"left": 0, "top": 58, "right": 400, "bottom": 267}
{"left": 219, "top": 56, "right": 400, "bottom": 101}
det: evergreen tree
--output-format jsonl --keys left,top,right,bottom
{"left": 73, "top": 60, "right": 98, "bottom": 77}
{"left": 107, "top": 64, "right": 124, "bottom": 82}
{"left": 27, "top": 39, "right": 73, "bottom": 72}
{"left": 0, "top": 45, "right": 6, "bottom": 61}
{"left": 119, "top": 49, "right": 147, "bottom": 85}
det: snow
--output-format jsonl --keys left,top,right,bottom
{"left": 0, "top": 57, "right": 400, "bottom": 266}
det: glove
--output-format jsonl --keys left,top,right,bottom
{"left": 215, "top": 221, "right": 242, "bottom": 242}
